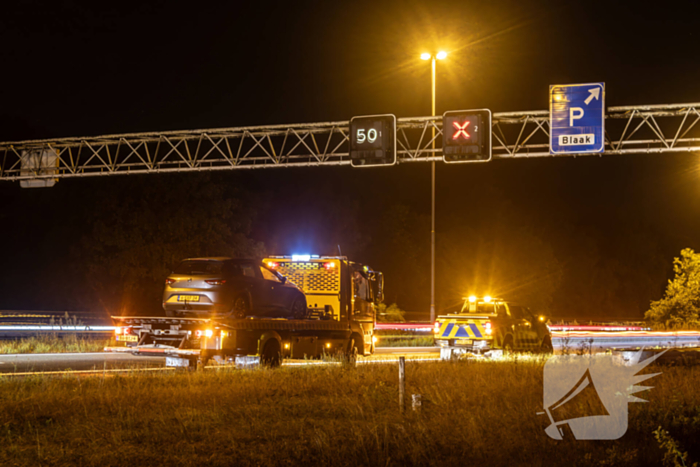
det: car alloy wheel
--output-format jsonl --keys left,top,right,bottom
{"left": 291, "top": 297, "right": 307, "bottom": 320}
{"left": 232, "top": 295, "right": 249, "bottom": 319}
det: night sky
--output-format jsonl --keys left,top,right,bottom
{"left": 1, "top": 0, "right": 699, "bottom": 319}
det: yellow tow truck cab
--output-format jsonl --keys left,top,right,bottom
{"left": 434, "top": 296, "right": 552, "bottom": 359}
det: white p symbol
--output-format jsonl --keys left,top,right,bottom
{"left": 569, "top": 107, "right": 584, "bottom": 126}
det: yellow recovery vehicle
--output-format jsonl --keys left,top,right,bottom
{"left": 107, "top": 255, "right": 383, "bottom": 367}
{"left": 434, "top": 296, "right": 552, "bottom": 360}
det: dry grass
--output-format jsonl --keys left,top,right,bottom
{"left": 1, "top": 357, "right": 698, "bottom": 466}
{"left": 0, "top": 335, "right": 114, "bottom": 354}
{"left": 375, "top": 329, "right": 434, "bottom": 347}
{"left": 376, "top": 336, "right": 435, "bottom": 347}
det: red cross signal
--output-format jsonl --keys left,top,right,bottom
{"left": 452, "top": 121, "right": 470, "bottom": 140}
{"left": 442, "top": 109, "right": 491, "bottom": 163}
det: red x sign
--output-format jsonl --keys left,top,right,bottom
{"left": 452, "top": 121, "right": 470, "bottom": 140}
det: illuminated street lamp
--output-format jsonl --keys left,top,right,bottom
{"left": 420, "top": 51, "right": 447, "bottom": 324}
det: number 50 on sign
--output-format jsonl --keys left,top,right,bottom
{"left": 349, "top": 114, "right": 397, "bottom": 168}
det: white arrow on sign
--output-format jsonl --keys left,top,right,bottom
{"left": 584, "top": 87, "right": 600, "bottom": 105}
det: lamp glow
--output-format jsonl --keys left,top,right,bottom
{"left": 436, "top": 51, "right": 447, "bottom": 60}
{"left": 420, "top": 52, "right": 431, "bottom": 60}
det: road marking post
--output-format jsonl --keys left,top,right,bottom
{"left": 399, "top": 356, "right": 405, "bottom": 414}
{"left": 412, "top": 394, "right": 422, "bottom": 412}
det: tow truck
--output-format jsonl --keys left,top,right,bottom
{"left": 106, "top": 255, "right": 383, "bottom": 368}
{"left": 434, "top": 296, "right": 552, "bottom": 360}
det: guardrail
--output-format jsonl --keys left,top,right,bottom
{"left": 4, "top": 316, "right": 699, "bottom": 351}
{"left": 548, "top": 325, "right": 650, "bottom": 332}
{"left": 552, "top": 330, "right": 700, "bottom": 350}
{"left": 377, "top": 322, "right": 700, "bottom": 350}
{"left": 375, "top": 323, "right": 432, "bottom": 331}
{"left": 0, "top": 325, "right": 116, "bottom": 339}
{"left": 0, "top": 310, "right": 114, "bottom": 338}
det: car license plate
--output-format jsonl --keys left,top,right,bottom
{"left": 166, "top": 357, "right": 192, "bottom": 368}
{"left": 456, "top": 339, "right": 473, "bottom": 345}
{"left": 178, "top": 295, "right": 200, "bottom": 302}
{"left": 116, "top": 335, "right": 139, "bottom": 342}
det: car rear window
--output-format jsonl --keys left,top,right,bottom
{"left": 223, "top": 262, "right": 256, "bottom": 277}
{"left": 173, "top": 261, "right": 224, "bottom": 275}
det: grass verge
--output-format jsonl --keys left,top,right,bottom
{"left": 375, "top": 329, "right": 434, "bottom": 347}
{"left": 1, "top": 357, "right": 699, "bottom": 466}
{"left": 0, "top": 335, "right": 115, "bottom": 354}
{"left": 376, "top": 336, "right": 435, "bottom": 347}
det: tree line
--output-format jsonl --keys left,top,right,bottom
{"left": 0, "top": 172, "right": 691, "bottom": 321}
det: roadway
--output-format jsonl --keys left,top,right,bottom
{"left": 0, "top": 352, "right": 166, "bottom": 375}
{"left": 0, "top": 347, "right": 441, "bottom": 375}
{"left": 4, "top": 341, "right": 698, "bottom": 376}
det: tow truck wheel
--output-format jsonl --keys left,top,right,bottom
{"left": 261, "top": 340, "right": 281, "bottom": 368}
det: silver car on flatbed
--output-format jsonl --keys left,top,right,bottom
{"left": 163, "top": 257, "right": 307, "bottom": 319}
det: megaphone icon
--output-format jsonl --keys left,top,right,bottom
{"left": 545, "top": 368, "right": 609, "bottom": 439}
{"left": 542, "top": 350, "right": 666, "bottom": 440}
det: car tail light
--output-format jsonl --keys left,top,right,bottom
{"left": 267, "top": 261, "right": 279, "bottom": 269}
{"left": 322, "top": 262, "right": 335, "bottom": 270}
{"left": 433, "top": 322, "right": 441, "bottom": 334}
{"left": 165, "top": 278, "right": 176, "bottom": 285}
{"left": 195, "top": 330, "right": 203, "bottom": 338}
{"left": 205, "top": 279, "right": 227, "bottom": 285}
{"left": 484, "top": 321, "right": 492, "bottom": 335}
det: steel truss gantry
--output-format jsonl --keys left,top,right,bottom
{"left": 2, "top": 103, "right": 700, "bottom": 182}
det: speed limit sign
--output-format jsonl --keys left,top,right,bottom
{"left": 349, "top": 114, "right": 396, "bottom": 167}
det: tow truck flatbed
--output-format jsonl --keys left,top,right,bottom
{"left": 105, "top": 255, "right": 384, "bottom": 368}
{"left": 110, "top": 315, "right": 352, "bottom": 332}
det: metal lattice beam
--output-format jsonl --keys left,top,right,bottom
{"left": 2, "top": 103, "right": 700, "bottom": 182}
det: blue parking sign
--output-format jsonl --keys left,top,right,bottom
{"left": 550, "top": 83, "right": 605, "bottom": 154}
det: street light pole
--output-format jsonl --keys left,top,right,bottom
{"left": 421, "top": 50, "right": 446, "bottom": 324}
{"left": 430, "top": 56, "right": 436, "bottom": 324}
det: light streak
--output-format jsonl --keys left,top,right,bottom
{"left": 0, "top": 367, "right": 174, "bottom": 378}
